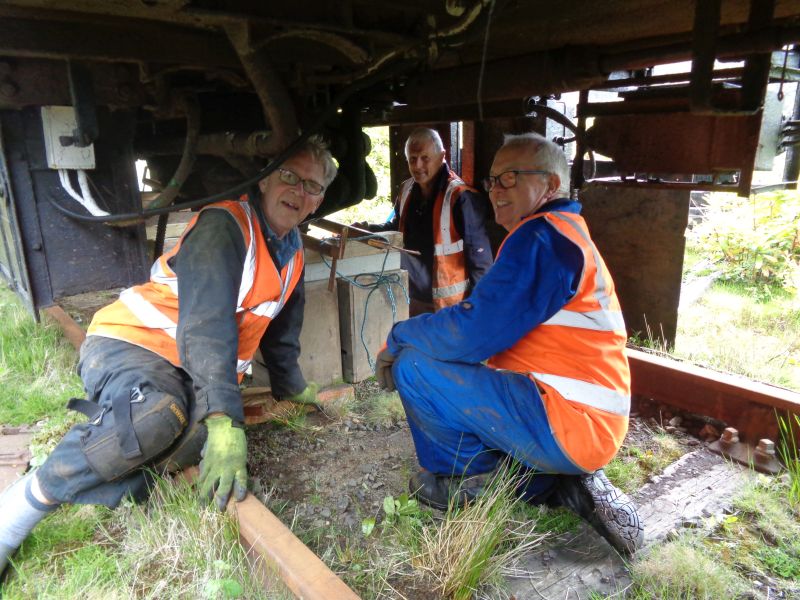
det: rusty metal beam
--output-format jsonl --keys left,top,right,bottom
{"left": 628, "top": 348, "right": 800, "bottom": 446}
{"left": 0, "top": 13, "right": 239, "bottom": 67}
{"left": 404, "top": 23, "right": 800, "bottom": 109}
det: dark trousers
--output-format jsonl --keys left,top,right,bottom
{"left": 36, "top": 337, "right": 206, "bottom": 507}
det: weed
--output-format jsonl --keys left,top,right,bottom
{"left": 605, "top": 431, "right": 684, "bottom": 493}
{"left": 777, "top": 411, "right": 800, "bottom": 507}
{"left": 408, "top": 468, "right": 548, "bottom": 600}
{"left": 5, "top": 474, "right": 284, "bottom": 599}
{"left": 629, "top": 532, "right": 747, "bottom": 599}
{"left": 0, "top": 288, "right": 83, "bottom": 426}
{"left": 754, "top": 545, "right": 800, "bottom": 579}
{"left": 674, "top": 280, "right": 800, "bottom": 390}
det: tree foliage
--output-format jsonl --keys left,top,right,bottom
{"left": 687, "top": 190, "right": 800, "bottom": 295}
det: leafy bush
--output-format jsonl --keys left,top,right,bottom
{"left": 687, "top": 190, "right": 800, "bottom": 293}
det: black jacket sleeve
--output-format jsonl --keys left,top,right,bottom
{"left": 173, "top": 209, "right": 247, "bottom": 425}
{"left": 258, "top": 273, "right": 307, "bottom": 398}
{"left": 453, "top": 189, "right": 494, "bottom": 291}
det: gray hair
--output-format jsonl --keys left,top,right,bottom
{"left": 501, "top": 132, "right": 570, "bottom": 196}
{"left": 405, "top": 127, "right": 445, "bottom": 156}
{"left": 292, "top": 134, "right": 338, "bottom": 187}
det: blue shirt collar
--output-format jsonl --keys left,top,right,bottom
{"left": 537, "top": 198, "right": 582, "bottom": 214}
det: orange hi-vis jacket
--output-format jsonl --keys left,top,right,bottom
{"left": 88, "top": 200, "right": 304, "bottom": 382}
{"left": 397, "top": 169, "right": 474, "bottom": 309}
{"left": 487, "top": 210, "right": 631, "bottom": 471}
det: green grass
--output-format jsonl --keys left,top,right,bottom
{"left": 605, "top": 433, "right": 685, "bottom": 493}
{"left": 674, "top": 280, "right": 800, "bottom": 390}
{"left": 0, "top": 287, "right": 83, "bottom": 425}
{"left": 627, "top": 532, "right": 748, "bottom": 600}
{"left": 6, "top": 475, "right": 286, "bottom": 599}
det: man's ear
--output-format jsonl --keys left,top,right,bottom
{"left": 548, "top": 173, "right": 561, "bottom": 196}
{"left": 258, "top": 176, "right": 269, "bottom": 194}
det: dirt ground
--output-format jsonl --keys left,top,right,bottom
{"left": 244, "top": 380, "right": 707, "bottom": 599}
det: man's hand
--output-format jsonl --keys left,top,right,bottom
{"left": 198, "top": 415, "right": 248, "bottom": 511}
{"left": 285, "top": 383, "right": 320, "bottom": 408}
{"left": 350, "top": 221, "right": 371, "bottom": 233}
{"left": 375, "top": 347, "right": 397, "bottom": 392}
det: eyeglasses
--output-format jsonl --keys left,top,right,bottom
{"left": 277, "top": 168, "right": 325, "bottom": 196}
{"left": 482, "top": 170, "right": 549, "bottom": 192}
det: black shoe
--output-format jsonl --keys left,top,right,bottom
{"left": 408, "top": 470, "right": 491, "bottom": 511}
{"left": 547, "top": 469, "right": 644, "bottom": 555}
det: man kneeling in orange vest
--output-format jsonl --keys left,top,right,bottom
{"left": 375, "top": 132, "right": 644, "bottom": 555}
{"left": 0, "top": 136, "right": 336, "bottom": 576}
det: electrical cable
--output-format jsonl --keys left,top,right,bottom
{"left": 475, "top": 0, "right": 496, "bottom": 122}
{"left": 317, "top": 234, "right": 409, "bottom": 370}
{"left": 57, "top": 169, "right": 110, "bottom": 217}
{"left": 46, "top": 58, "right": 415, "bottom": 226}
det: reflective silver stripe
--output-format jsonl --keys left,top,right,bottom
{"left": 548, "top": 212, "right": 613, "bottom": 311}
{"left": 532, "top": 372, "right": 629, "bottom": 416}
{"left": 237, "top": 203, "right": 257, "bottom": 308}
{"left": 150, "top": 259, "right": 179, "bottom": 296}
{"left": 237, "top": 359, "right": 252, "bottom": 373}
{"left": 543, "top": 308, "right": 626, "bottom": 332}
{"left": 432, "top": 278, "right": 469, "bottom": 299}
{"left": 434, "top": 179, "right": 464, "bottom": 255}
{"left": 248, "top": 253, "right": 297, "bottom": 318}
{"left": 434, "top": 239, "right": 464, "bottom": 256}
{"left": 119, "top": 288, "right": 177, "bottom": 339}
{"left": 396, "top": 179, "right": 414, "bottom": 220}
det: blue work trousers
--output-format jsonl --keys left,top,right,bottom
{"left": 393, "top": 348, "right": 585, "bottom": 499}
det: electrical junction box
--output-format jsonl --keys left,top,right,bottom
{"left": 40, "top": 106, "right": 96, "bottom": 170}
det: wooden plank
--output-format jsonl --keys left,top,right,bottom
{"left": 43, "top": 304, "right": 86, "bottom": 351}
{"left": 181, "top": 467, "right": 360, "bottom": 599}
{"left": 580, "top": 182, "right": 690, "bottom": 346}
{"left": 231, "top": 494, "right": 361, "bottom": 600}
{"left": 636, "top": 449, "right": 756, "bottom": 545}
{"left": 629, "top": 348, "right": 800, "bottom": 444}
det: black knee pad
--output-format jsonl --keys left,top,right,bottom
{"left": 153, "top": 418, "right": 207, "bottom": 473}
{"left": 80, "top": 389, "right": 188, "bottom": 482}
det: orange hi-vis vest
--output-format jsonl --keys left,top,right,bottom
{"left": 88, "top": 200, "right": 304, "bottom": 382}
{"left": 487, "top": 210, "right": 631, "bottom": 472}
{"left": 397, "top": 170, "right": 473, "bottom": 309}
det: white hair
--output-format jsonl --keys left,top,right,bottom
{"left": 500, "top": 132, "right": 570, "bottom": 195}
{"left": 405, "top": 127, "right": 444, "bottom": 156}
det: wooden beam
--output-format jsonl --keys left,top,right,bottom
{"left": 181, "top": 466, "right": 360, "bottom": 599}
{"left": 231, "top": 494, "right": 360, "bottom": 600}
{"left": 628, "top": 348, "right": 800, "bottom": 444}
{"left": 42, "top": 304, "right": 86, "bottom": 351}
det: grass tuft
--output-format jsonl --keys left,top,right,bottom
{"left": 629, "top": 533, "right": 747, "bottom": 599}
{"left": 408, "top": 468, "right": 548, "bottom": 599}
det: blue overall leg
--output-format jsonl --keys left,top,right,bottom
{"left": 392, "top": 347, "right": 585, "bottom": 500}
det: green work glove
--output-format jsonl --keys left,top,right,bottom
{"left": 198, "top": 415, "right": 248, "bottom": 511}
{"left": 284, "top": 382, "right": 320, "bottom": 407}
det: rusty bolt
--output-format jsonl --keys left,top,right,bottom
{"left": 719, "top": 427, "right": 739, "bottom": 449}
{"left": 756, "top": 439, "right": 775, "bottom": 455}
{"left": 0, "top": 78, "right": 19, "bottom": 98}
